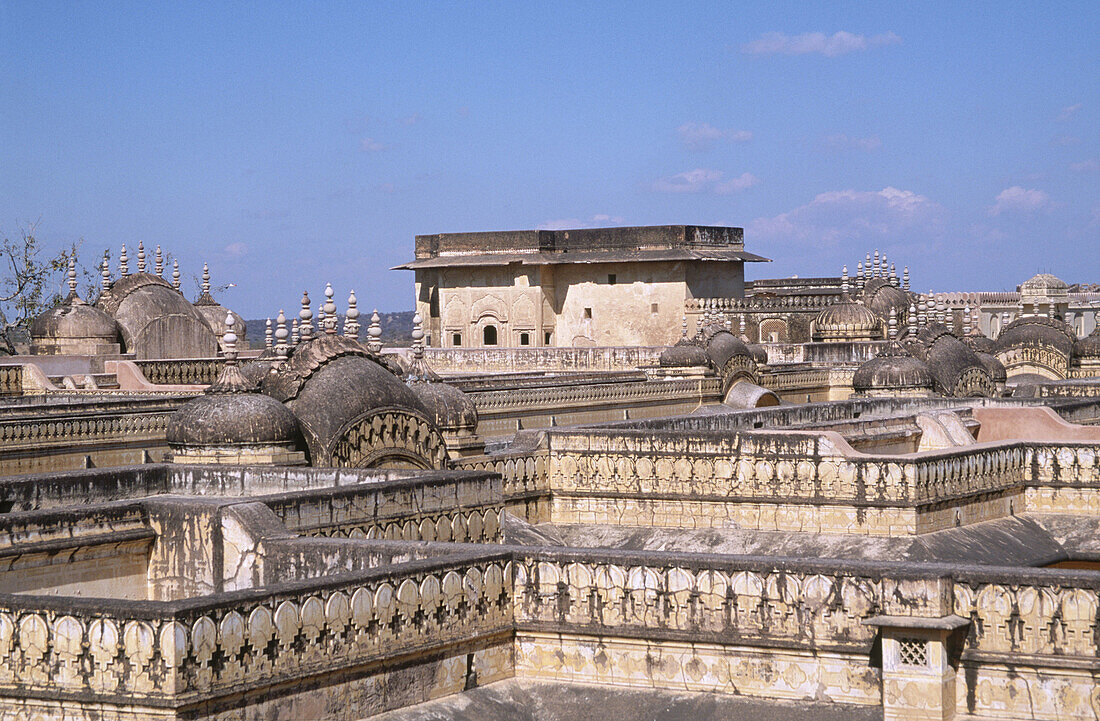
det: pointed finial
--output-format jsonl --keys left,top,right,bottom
{"left": 66, "top": 256, "right": 77, "bottom": 297}
{"left": 963, "top": 305, "right": 972, "bottom": 335}
{"left": 681, "top": 316, "right": 688, "bottom": 338}
{"left": 873, "top": 249, "right": 880, "bottom": 277}
{"left": 889, "top": 263, "right": 897, "bottom": 286}
{"left": 101, "top": 250, "right": 111, "bottom": 290}
{"left": 856, "top": 261, "right": 864, "bottom": 279}
{"left": 367, "top": 309, "right": 383, "bottom": 353}
{"left": 202, "top": 263, "right": 211, "bottom": 295}
{"left": 344, "top": 290, "right": 360, "bottom": 339}
{"left": 137, "top": 241, "right": 146, "bottom": 273}
{"left": 888, "top": 307, "right": 897, "bottom": 340}
{"left": 865, "top": 252, "right": 872, "bottom": 275}
{"left": 298, "top": 291, "right": 313, "bottom": 341}
{"left": 155, "top": 246, "right": 164, "bottom": 276}
{"left": 1047, "top": 305, "right": 1055, "bottom": 319}
{"left": 908, "top": 301, "right": 918, "bottom": 337}
{"left": 119, "top": 244, "right": 129, "bottom": 276}
{"left": 265, "top": 318, "right": 273, "bottom": 349}
{"left": 739, "top": 313, "right": 747, "bottom": 336}
{"left": 841, "top": 265, "right": 850, "bottom": 299}
{"left": 902, "top": 266, "right": 910, "bottom": 291}
{"left": 322, "top": 283, "right": 337, "bottom": 334}
{"left": 411, "top": 313, "right": 425, "bottom": 359}
{"left": 291, "top": 317, "right": 300, "bottom": 345}
{"left": 172, "top": 259, "right": 181, "bottom": 290}
{"left": 275, "top": 310, "right": 290, "bottom": 359}
{"left": 222, "top": 312, "right": 238, "bottom": 365}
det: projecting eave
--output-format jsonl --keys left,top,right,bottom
{"left": 391, "top": 248, "right": 771, "bottom": 270}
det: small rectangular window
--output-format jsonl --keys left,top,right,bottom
{"left": 544, "top": 332, "right": 552, "bottom": 345}
{"left": 651, "top": 303, "right": 659, "bottom": 314}
{"left": 452, "top": 333, "right": 462, "bottom": 347}
{"left": 519, "top": 332, "right": 530, "bottom": 346}
{"left": 583, "top": 307, "right": 592, "bottom": 319}
{"left": 607, "top": 274, "right": 617, "bottom": 285}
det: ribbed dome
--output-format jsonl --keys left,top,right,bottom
{"left": 1076, "top": 329, "right": 1100, "bottom": 359}
{"left": 813, "top": 300, "right": 882, "bottom": 341}
{"left": 975, "top": 352, "right": 1007, "bottom": 384}
{"left": 410, "top": 381, "right": 478, "bottom": 433}
{"left": 747, "top": 344, "right": 769, "bottom": 365}
{"left": 166, "top": 391, "right": 303, "bottom": 447}
{"left": 704, "top": 330, "right": 753, "bottom": 372}
{"left": 659, "top": 342, "right": 709, "bottom": 367}
{"left": 992, "top": 316, "right": 1076, "bottom": 356}
{"left": 30, "top": 297, "right": 119, "bottom": 342}
{"left": 860, "top": 278, "right": 910, "bottom": 321}
{"left": 853, "top": 351, "right": 935, "bottom": 393}
{"left": 910, "top": 324, "right": 995, "bottom": 398}
{"left": 1019, "top": 273, "right": 1069, "bottom": 293}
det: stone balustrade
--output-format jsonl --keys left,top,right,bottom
{"left": 687, "top": 294, "right": 836, "bottom": 311}
{"left": 467, "top": 377, "right": 721, "bottom": 413}
{"left": 0, "top": 550, "right": 513, "bottom": 708}
{"left": 424, "top": 346, "right": 665, "bottom": 374}
{"left": 133, "top": 358, "right": 223, "bottom": 386}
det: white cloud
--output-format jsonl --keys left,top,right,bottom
{"left": 741, "top": 31, "right": 901, "bottom": 57}
{"left": 748, "top": 187, "right": 942, "bottom": 247}
{"left": 1058, "top": 103, "right": 1083, "bottom": 121}
{"left": 988, "top": 186, "right": 1053, "bottom": 216}
{"left": 224, "top": 242, "right": 248, "bottom": 258}
{"left": 653, "top": 169, "right": 760, "bottom": 194}
{"left": 677, "top": 122, "right": 753, "bottom": 151}
{"left": 824, "top": 133, "right": 882, "bottom": 151}
{"left": 538, "top": 215, "right": 627, "bottom": 230}
{"left": 360, "top": 137, "right": 385, "bottom": 152}
{"left": 1070, "top": 158, "right": 1099, "bottom": 172}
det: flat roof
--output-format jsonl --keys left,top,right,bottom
{"left": 393, "top": 225, "right": 770, "bottom": 270}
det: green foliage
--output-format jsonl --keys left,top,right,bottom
{"left": 0, "top": 224, "right": 73, "bottom": 355}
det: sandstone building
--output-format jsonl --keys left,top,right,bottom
{"left": 395, "top": 225, "right": 768, "bottom": 348}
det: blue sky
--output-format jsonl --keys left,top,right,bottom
{"left": 1, "top": 1, "right": 1097, "bottom": 317}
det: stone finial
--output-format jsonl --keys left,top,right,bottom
{"left": 889, "top": 263, "right": 897, "bottom": 286}
{"left": 873, "top": 249, "right": 880, "bottom": 277}
{"left": 856, "top": 261, "right": 864, "bottom": 279}
{"left": 323, "top": 283, "right": 337, "bottom": 335}
{"left": 908, "top": 302, "right": 918, "bottom": 337}
{"left": 902, "top": 266, "right": 910, "bottom": 291}
{"left": 344, "top": 290, "right": 360, "bottom": 339}
{"left": 739, "top": 313, "right": 747, "bottom": 337}
{"left": 155, "top": 246, "right": 164, "bottom": 276}
{"left": 411, "top": 313, "right": 424, "bottom": 357}
{"left": 101, "top": 250, "right": 111, "bottom": 290}
{"left": 137, "top": 241, "right": 146, "bottom": 273}
{"left": 963, "top": 305, "right": 972, "bottom": 335}
{"left": 865, "top": 252, "right": 872, "bottom": 276}
{"left": 367, "top": 309, "right": 383, "bottom": 353}
{"left": 298, "top": 291, "right": 313, "bottom": 341}
{"left": 681, "top": 316, "right": 688, "bottom": 338}
{"left": 275, "top": 310, "right": 290, "bottom": 359}
{"left": 202, "top": 263, "right": 211, "bottom": 295}
{"left": 291, "top": 317, "right": 300, "bottom": 345}
{"left": 841, "top": 265, "right": 850, "bottom": 299}
{"left": 937, "top": 297, "right": 947, "bottom": 327}
{"left": 917, "top": 297, "right": 927, "bottom": 327}
{"left": 888, "top": 307, "right": 897, "bottom": 340}
{"left": 66, "top": 257, "right": 78, "bottom": 297}
{"left": 172, "top": 259, "right": 181, "bottom": 290}
{"left": 1047, "top": 305, "right": 1055, "bottom": 319}
{"left": 119, "top": 244, "right": 129, "bottom": 276}
{"left": 222, "top": 312, "right": 238, "bottom": 364}
{"left": 264, "top": 318, "right": 273, "bottom": 349}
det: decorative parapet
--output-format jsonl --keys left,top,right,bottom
{"left": 0, "top": 551, "right": 513, "bottom": 709}
{"left": 423, "top": 347, "right": 665, "bottom": 374}
{"left": 0, "top": 408, "right": 173, "bottom": 452}
{"left": 0, "top": 365, "right": 21, "bottom": 397}
{"left": 686, "top": 295, "right": 837, "bottom": 312}
{"left": 133, "top": 358, "right": 224, "bottom": 386}
{"left": 468, "top": 377, "right": 722, "bottom": 415}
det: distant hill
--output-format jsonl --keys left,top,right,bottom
{"left": 243, "top": 311, "right": 415, "bottom": 349}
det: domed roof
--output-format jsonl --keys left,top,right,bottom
{"left": 166, "top": 363, "right": 302, "bottom": 448}
{"left": 992, "top": 316, "right": 1076, "bottom": 356}
{"left": 95, "top": 273, "right": 218, "bottom": 359}
{"left": 703, "top": 329, "right": 754, "bottom": 372}
{"left": 909, "top": 323, "right": 995, "bottom": 397}
{"left": 853, "top": 350, "right": 935, "bottom": 393}
{"left": 30, "top": 295, "right": 119, "bottom": 342}
{"left": 410, "top": 381, "right": 478, "bottom": 433}
{"left": 262, "top": 335, "right": 435, "bottom": 464}
{"left": 975, "top": 352, "right": 1007, "bottom": 383}
{"left": 747, "top": 343, "right": 769, "bottom": 365}
{"left": 1019, "top": 273, "right": 1069, "bottom": 293}
{"left": 860, "top": 278, "right": 910, "bottom": 321}
{"left": 659, "top": 341, "right": 709, "bottom": 367}
{"left": 962, "top": 329, "right": 995, "bottom": 354}
{"left": 813, "top": 300, "right": 882, "bottom": 341}
{"left": 1075, "top": 327, "right": 1100, "bottom": 359}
